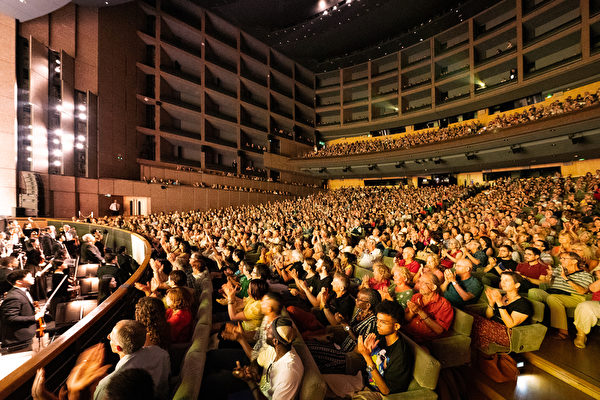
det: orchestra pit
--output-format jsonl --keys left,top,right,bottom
{"left": 2, "top": 0, "right": 600, "bottom": 399}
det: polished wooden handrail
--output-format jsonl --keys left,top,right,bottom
{"left": 0, "top": 220, "right": 152, "bottom": 399}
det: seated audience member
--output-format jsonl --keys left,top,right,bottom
{"left": 573, "top": 268, "right": 600, "bottom": 348}
{"left": 223, "top": 278, "right": 268, "bottom": 334}
{"left": 533, "top": 239, "right": 555, "bottom": 266}
{"left": 478, "top": 245, "right": 518, "bottom": 287}
{"left": 471, "top": 272, "right": 533, "bottom": 351}
{"left": 441, "top": 258, "right": 483, "bottom": 308}
{"left": 357, "top": 238, "right": 382, "bottom": 269}
{"left": 287, "top": 258, "right": 332, "bottom": 308}
{"left": 95, "top": 320, "right": 170, "bottom": 400}
{"left": 380, "top": 266, "right": 414, "bottom": 308}
{"left": 352, "top": 300, "right": 414, "bottom": 398}
{"left": 360, "top": 262, "right": 391, "bottom": 291}
{"left": 134, "top": 258, "right": 171, "bottom": 297}
{"left": 440, "top": 238, "right": 463, "bottom": 269}
{"left": 287, "top": 257, "right": 319, "bottom": 301}
{"left": 528, "top": 252, "right": 594, "bottom": 339}
{"left": 461, "top": 240, "right": 488, "bottom": 271}
{"left": 306, "top": 288, "right": 381, "bottom": 374}
{"left": 340, "top": 252, "right": 357, "bottom": 277}
{"left": 167, "top": 269, "right": 196, "bottom": 307}
{"left": 202, "top": 292, "right": 284, "bottom": 400}
{"left": 394, "top": 247, "right": 420, "bottom": 274}
{"left": 165, "top": 287, "right": 193, "bottom": 343}
{"left": 232, "top": 317, "right": 304, "bottom": 400}
{"left": 414, "top": 254, "right": 445, "bottom": 290}
{"left": 188, "top": 252, "right": 210, "bottom": 293}
{"left": 516, "top": 247, "right": 551, "bottom": 292}
{"left": 135, "top": 296, "right": 169, "bottom": 348}
{"left": 572, "top": 242, "right": 599, "bottom": 272}
{"left": 403, "top": 271, "right": 454, "bottom": 343}
{"left": 288, "top": 273, "right": 354, "bottom": 334}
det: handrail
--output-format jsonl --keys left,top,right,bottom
{"left": 0, "top": 219, "right": 152, "bottom": 400}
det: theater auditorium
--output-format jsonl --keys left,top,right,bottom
{"left": 1, "top": 0, "right": 600, "bottom": 399}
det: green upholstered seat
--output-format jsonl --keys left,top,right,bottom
{"left": 428, "top": 307, "right": 473, "bottom": 368}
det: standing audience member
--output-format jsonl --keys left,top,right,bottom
{"left": 232, "top": 317, "right": 304, "bottom": 400}
{"left": 94, "top": 320, "right": 170, "bottom": 400}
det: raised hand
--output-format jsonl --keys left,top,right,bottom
{"left": 363, "top": 333, "right": 380, "bottom": 354}
{"left": 66, "top": 343, "right": 111, "bottom": 394}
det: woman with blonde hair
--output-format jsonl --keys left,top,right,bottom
{"left": 360, "top": 262, "right": 391, "bottom": 291}
{"left": 380, "top": 266, "right": 414, "bottom": 308}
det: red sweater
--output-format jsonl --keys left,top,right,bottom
{"left": 166, "top": 308, "right": 193, "bottom": 343}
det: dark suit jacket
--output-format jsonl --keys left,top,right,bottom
{"left": 97, "top": 264, "right": 128, "bottom": 286}
{"left": 0, "top": 287, "right": 36, "bottom": 347}
{"left": 81, "top": 243, "right": 104, "bottom": 264}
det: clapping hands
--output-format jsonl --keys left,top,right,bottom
{"left": 357, "top": 333, "right": 379, "bottom": 358}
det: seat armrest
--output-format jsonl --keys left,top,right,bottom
{"left": 509, "top": 323, "right": 548, "bottom": 353}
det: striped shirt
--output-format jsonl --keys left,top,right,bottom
{"left": 550, "top": 265, "right": 594, "bottom": 294}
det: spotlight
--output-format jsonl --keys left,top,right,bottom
{"left": 77, "top": 135, "right": 86, "bottom": 141}
{"left": 53, "top": 149, "right": 62, "bottom": 156}
{"left": 54, "top": 66, "right": 61, "bottom": 73}
{"left": 53, "top": 160, "right": 62, "bottom": 167}
{"left": 465, "top": 152, "right": 476, "bottom": 160}
{"left": 75, "top": 143, "right": 84, "bottom": 150}
{"left": 78, "top": 104, "right": 87, "bottom": 112}
{"left": 395, "top": 161, "right": 405, "bottom": 168}
{"left": 510, "top": 145, "right": 523, "bottom": 154}
{"left": 78, "top": 113, "right": 87, "bottom": 120}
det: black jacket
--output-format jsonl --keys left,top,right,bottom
{"left": 81, "top": 243, "right": 104, "bottom": 264}
{"left": 0, "top": 287, "right": 37, "bottom": 347}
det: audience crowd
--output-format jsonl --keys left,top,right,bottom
{"left": 305, "top": 89, "right": 600, "bottom": 158}
{"left": 18, "top": 169, "right": 600, "bottom": 399}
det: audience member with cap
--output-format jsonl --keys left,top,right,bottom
{"left": 232, "top": 316, "right": 304, "bottom": 400}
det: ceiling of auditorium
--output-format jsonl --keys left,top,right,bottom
{"left": 203, "top": 0, "right": 499, "bottom": 71}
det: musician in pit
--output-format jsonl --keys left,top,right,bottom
{"left": 0, "top": 270, "right": 46, "bottom": 350}
{"left": 23, "top": 230, "right": 48, "bottom": 301}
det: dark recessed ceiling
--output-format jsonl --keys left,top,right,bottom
{"left": 204, "top": 0, "right": 500, "bottom": 71}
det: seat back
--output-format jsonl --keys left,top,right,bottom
{"left": 383, "top": 256, "right": 395, "bottom": 269}
{"left": 451, "top": 307, "right": 474, "bottom": 336}
{"left": 401, "top": 332, "right": 441, "bottom": 390}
